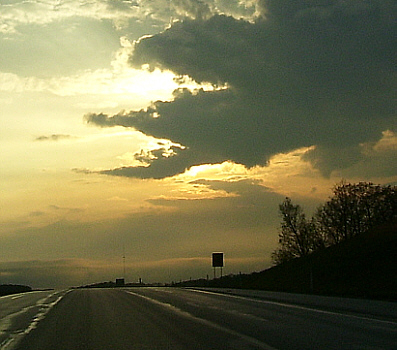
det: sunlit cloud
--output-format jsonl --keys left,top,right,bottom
{"left": 337, "top": 130, "right": 397, "bottom": 179}
{"left": 167, "top": 146, "right": 332, "bottom": 201}
{"left": 0, "top": 34, "right": 212, "bottom": 111}
{"left": 0, "top": 66, "right": 178, "bottom": 103}
{"left": 0, "top": 0, "right": 141, "bottom": 34}
{"left": 365, "top": 130, "right": 397, "bottom": 153}
{"left": 167, "top": 138, "right": 397, "bottom": 203}
{"left": 0, "top": 0, "right": 258, "bottom": 36}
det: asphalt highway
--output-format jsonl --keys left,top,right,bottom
{"left": 7, "top": 288, "right": 397, "bottom": 350}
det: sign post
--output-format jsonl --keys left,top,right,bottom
{"left": 212, "top": 252, "right": 224, "bottom": 279}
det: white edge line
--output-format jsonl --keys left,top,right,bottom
{"left": 189, "top": 289, "right": 397, "bottom": 326}
{"left": 1, "top": 290, "right": 71, "bottom": 350}
{"left": 126, "top": 290, "right": 278, "bottom": 350}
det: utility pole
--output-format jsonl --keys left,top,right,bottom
{"left": 123, "top": 248, "right": 126, "bottom": 280}
{"left": 122, "top": 243, "right": 126, "bottom": 281}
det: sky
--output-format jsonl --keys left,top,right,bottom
{"left": 0, "top": 0, "right": 396, "bottom": 289}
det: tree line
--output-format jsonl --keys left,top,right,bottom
{"left": 272, "top": 181, "right": 397, "bottom": 265}
{"left": 0, "top": 284, "right": 32, "bottom": 296}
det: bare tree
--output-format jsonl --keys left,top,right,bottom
{"left": 315, "top": 181, "right": 397, "bottom": 245}
{"left": 272, "top": 198, "right": 323, "bottom": 264}
{"left": 272, "top": 182, "right": 396, "bottom": 265}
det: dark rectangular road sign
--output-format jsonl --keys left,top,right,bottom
{"left": 212, "top": 252, "right": 224, "bottom": 267}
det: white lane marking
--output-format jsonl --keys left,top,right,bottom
{"left": 126, "top": 290, "right": 278, "bottom": 350}
{"left": 190, "top": 289, "right": 397, "bottom": 327}
{"left": 0, "top": 290, "right": 71, "bottom": 350}
{"left": 0, "top": 291, "right": 51, "bottom": 300}
{"left": 22, "top": 291, "right": 69, "bottom": 334}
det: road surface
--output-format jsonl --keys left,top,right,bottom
{"left": 2, "top": 287, "right": 397, "bottom": 349}
{"left": 0, "top": 289, "right": 67, "bottom": 349}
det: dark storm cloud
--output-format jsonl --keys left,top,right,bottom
{"left": 100, "top": 147, "right": 194, "bottom": 179}
{"left": 87, "top": 0, "right": 396, "bottom": 178}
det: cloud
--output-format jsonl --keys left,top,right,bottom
{"left": 338, "top": 130, "right": 397, "bottom": 178}
{"left": 85, "top": 1, "right": 396, "bottom": 179}
{"left": 99, "top": 148, "right": 192, "bottom": 179}
{"left": 0, "top": 0, "right": 142, "bottom": 34}
{"left": 0, "top": 259, "right": 119, "bottom": 289}
{"left": 0, "top": 0, "right": 255, "bottom": 36}
{"left": 35, "top": 134, "right": 77, "bottom": 142}
{"left": 0, "top": 179, "right": 295, "bottom": 287}
{"left": 0, "top": 254, "right": 269, "bottom": 288}
{"left": 172, "top": 0, "right": 212, "bottom": 20}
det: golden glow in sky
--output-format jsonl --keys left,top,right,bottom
{"left": 1, "top": 0, "right": 395, "bottom": 288}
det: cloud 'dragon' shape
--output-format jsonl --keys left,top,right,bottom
{"left": 86, "top": 0, "right": 396, "bottom": 179}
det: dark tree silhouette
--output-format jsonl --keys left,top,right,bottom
{"left": 272, "top": 182, "right": 396, "bottom": 264}
{"left": 315, "top": 181, "right": 397, "bottom": 245}
{"left": 272, "top": 198, "right": 323, "bottom": 264}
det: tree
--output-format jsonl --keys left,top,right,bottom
{"left": 272, "top": 182, "right": 396, "bottom": 265}
{"left": 315, "top": 181, "right": 397, "bottom": 245}
{"left": 272, "top": 198, "right": 324, "bottom": 264}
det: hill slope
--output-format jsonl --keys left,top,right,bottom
{"left": 0, "top": 284, "right": 32, "bottom": 297}
{"left": 178, "top": 222, "right": 397, "bottom": 300}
